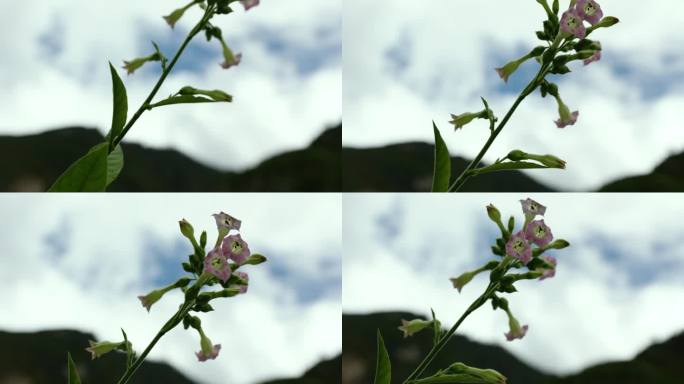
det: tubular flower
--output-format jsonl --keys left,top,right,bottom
{"left": 222, "top": 234, "right": 251, "bottom": 264}
{"left": 520, "top": 198, "right": 546, "bottom": 219}
{"left": 506, "top": 231, "right": 532, "bottom": 264}
{"left": 204, "top": 247, "right": 232, "bottom": 283}
{"left": 560, "top": 8, "right": 586, "bottom": 39}
{"left": 539, "top": 255, "right": 558, "bottom": 280}
{"left": 577, "top": 0, "right": 603, "bottom": 25}
{"left": 525, "top": 220, "right": 554, "bottom": 247}
{"left": 212, "top": 211, "right": 242, "bottom": 232}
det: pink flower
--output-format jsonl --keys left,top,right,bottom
{"left": 555, "top": 108, "right": 579, "bottom": 128}
{"left": 240, "top": 0, "right": 259, "bottom": 11}
{"left": 235, "top": 271, "right": 249, "bottom": 294}
{"left": 195, "top": 342, "right": 221, "bottom": 362}
{"left": 583, "top": 50, "right": 601, "bottom": 66}
{"left": 539, "top": 255, "right": 558, "bottom": 280}
{"left": 505, "top": 324, "right": 529, "bottom": 341}
{"left": 506, "top": 232, "right": 532, "bottom": 265}
{"left": 220, "top": 52, "right": 242, "bottom": 69}
{"left": 212, "top": 211, "right": 242, "bottom": 231}
{"left": 204, "top": 248, "right": 232, "bottom": 283}
{"left": 560, "top": 8, "right": 586, "bottom": 39}
{"left": 520, "top": 198, "right": 546, "bottom": 219}
{"left": 222, "top": 234, "right": 251, "bottom": 264}
{"left": 577, "top": 0, "right": 603, "bottom": 25}
{"left": 525, "top": 220, "right": 554, "bottom": 247}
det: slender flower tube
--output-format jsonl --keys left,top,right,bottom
{"left": 553, "top": 94, "right": 579, "bottom": 128}
{"left": 504, "top": 308, "right": 529, "bottom": 341}
{"left": 539, "top": 255, "right": 558, "bottom": 280}
{"left": 195, "top": 328, "right": 221, "bottom": 362}
{"left": 520, "top": 198, "right": 546, "bottom": 220}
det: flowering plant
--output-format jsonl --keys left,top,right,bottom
{"left": 431, "top": 0, "right": 618, "bottom": 192}
{"left": 49, "top": 0, "right": 259, "bottom": 192}
{"left": 66, "top": 211, "right": 267, "bottom": 384}
{"left": 373, "top": 198, "right": 569, "bottom": 384}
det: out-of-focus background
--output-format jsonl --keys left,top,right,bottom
{"left": 0, "top": 0, "right": 341, "bottom": 192}
{"left": 343, "top": 0, "right": 684, "bottom": 192}
{"left": 343, "top": 194, "right": 684, "bottom": 383}
{"left": 0, "top": 194, "right": 341, "bottom": 384}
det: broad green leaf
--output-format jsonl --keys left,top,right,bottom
{"left": 67, "top": 352, "right": 82, "bottom": 384}
{"left": 48, "top": 143, "right": 109, "bottom": 192}
{"left": 106, "top": 145, "right": 124, "bottom": 187}
{"left": 373, "top": 330, "right": 391, "bottom": 384}
{"left": 147, "top": 95, "right": 224, "bottom": 110}
{"left": 431, "top": 122, "right": 451, "bottom": 192}
{"left": 468, "top": 161, "right": 548, "bottom": 177}
{"left": 108, "top": 62, "right": 128, "bottom": 149}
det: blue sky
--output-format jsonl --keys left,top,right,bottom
{"left": 0, "top": 0, "right": 341, "bottom": 172}
{"left": 343, "top": 0, "right": 684, "bottom": 190}
{"left": 343, "top": 194, "right": 684, "bottom": 375}
{"left": 0, "top": 194, "right": 341, "bottom": 384}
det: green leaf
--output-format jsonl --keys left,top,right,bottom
{"left": 146, "top": 95, "right": 225, "bottom": 110}
{"left": 106, "top": 145, "right": 124, "bottom": 187}
{"left": 467, "top": 161, "right": 548, "bottom": 177}
{"left": 431, "top": 122, "right": 451, "bottom": 192}
{"left": 373, "top": 330, "right": 391, "bottom": 384}
{"left": 49, "top": 143, "right": 109, "bottom": 192}
{"left": 67, "top": 352, "right": 82, "bottom": 384}
{"left": 108, "top": 62, "right": 128, "bottom": 149}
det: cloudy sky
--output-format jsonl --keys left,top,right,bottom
{"left": 0, "top": 0, "right": 340, "bottom": 171}
{"left": 0, "top": 194, "right": 341, "bottom": 384}
{"left": 343, "top": 0, "right": 684, "bottom": 191}
{"left": 343, "top": 194, "right": 684, "bottom": 375}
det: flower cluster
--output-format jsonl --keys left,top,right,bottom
{"left": 448, "top": 199, "right": 569, "bottom": 342}
{"left": 89, "top": 211, "right": 268, "bottom": 369}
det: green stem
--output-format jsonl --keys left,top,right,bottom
{"left": 402, "top": 282, "right": 501, "bottom": 383}
{"left": 447, "top": 60, "right": 556, "bottom": 193}
{"left": 115, "top": 299, "right": 195, "bottom": 384}
{"left": 109, "top": 4, "right": 213, "bottom": 152}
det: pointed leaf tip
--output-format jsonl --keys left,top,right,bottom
{"left": 431, "top": 122, "right": 451, "bottom": 192}
{"left": 373, "top": 330, "right": 391, "bottom": 384}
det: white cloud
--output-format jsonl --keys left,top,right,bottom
{"left": 343, "top": 193, "right": 684, "bottom": 375}
{"left": 0, "top": 194, "right": 341, "bottom": 384}
{"left": 343, "top": 0, "right": 684, "bottom": 190}
{"left": 0, "top": 0, "right": 341, "bottom": 171}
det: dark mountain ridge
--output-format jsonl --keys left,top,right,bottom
{"left": 342, "top": 311, "right": 684, "bottom": 384}
{"left": 0, "top": 125, "right": 341, "bottom": 192}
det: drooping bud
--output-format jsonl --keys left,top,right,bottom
{"left": 504, "top": 309, "right": 529, "bottom": 341}
{"left": 446, "top": 362, "right": 508, "bottom": 384}
{"left": 218, "top": 37, "right": 242, "bottom": 70}
{"left": 397, "top": 318, "right": 434, "bottom": 338}
{"left": 85, "top": 340, "right": 126, "bottom": 360}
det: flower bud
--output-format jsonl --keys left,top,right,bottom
{"left": 179, "top": 219, "right": 195, "bottom": 239}
{"left": 547, "top": 239, "right": 570, "bottom": 249}
{"left": 593, "top": 16, "right": 619, "bottom": 29}
{"left": 449, "top": 110, "right": 487, "bottom": 130}
{"left": 243, "top": 253, "right": 268, "bottom": 266}
{"left": 85, "top": 340, "right": 126, "bottom": 360}
{"left": 397, "top": 318, "right": 434, "bottom": 338}
{"left": 486, "top": 204, "right": 502, "bottom": 223}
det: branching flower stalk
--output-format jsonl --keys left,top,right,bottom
{"left": 431, "top": 0, "right": 619, "bottom": 192}
{"left": 67, "top": 211, "right": 268, "bottom": 384}
{"left": 373, "top": 198, "right": 570, "bottom": 384}
{"left": 49, "top": 0, "right": 259, "bottom": 192}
